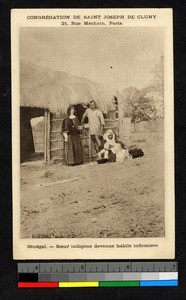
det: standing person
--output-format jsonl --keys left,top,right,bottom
{"left": 81, "top": 101, "right": 105, "bottom": 153}
{"left": 62, "top": 106, "right": 83, "bottom": 166}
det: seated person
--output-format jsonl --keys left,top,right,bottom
{"left": 98, "top": 129, "right": 130, "bottom": 162}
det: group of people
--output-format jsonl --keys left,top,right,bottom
{"left": 62, "top": 100, "right": 129, "bottom": 166}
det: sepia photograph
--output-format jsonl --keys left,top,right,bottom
{"left": 12, "top": 9, "right": 174, "bottom": 259}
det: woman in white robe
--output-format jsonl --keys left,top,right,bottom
{"left": 98, "top": 129, "right": 130, "bottom": 162}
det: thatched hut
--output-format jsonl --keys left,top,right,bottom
{"left": 20, "top": 61, "right": 117, "bottom": 162}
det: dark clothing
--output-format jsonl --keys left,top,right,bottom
{"left": 108, "top": 150, "right": 116, "bottom": 162}
{"left": 62, "top": 117, "right": 83, "bottom": 165}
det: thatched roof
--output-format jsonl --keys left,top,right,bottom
{"left": 20, "top": 61, "right": 116, "bottom": 113}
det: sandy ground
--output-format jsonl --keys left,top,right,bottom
{"left": 20, "top": 129, "right": 164, "bottom": 238}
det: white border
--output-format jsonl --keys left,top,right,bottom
{"left": 11, "top": 8, "right": 174, "bottom": 259}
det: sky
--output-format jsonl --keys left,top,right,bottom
{"left": 20, "top": 27, "right": 164, "bottom": 91}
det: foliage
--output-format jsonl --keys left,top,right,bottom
{"left": 148, "top": 56, "right": 164, "bottom": 118}
{"left": 119, "top": 56, "right": 164, "bottom": 122}
{"left": 120, "top": 87, "right": 158, "bottom": 122}
{"left": 131, "top": 96, "right": 158, "bottom": 123}
{"left": 151, "top": 56, "right": 164, "bottom": 95}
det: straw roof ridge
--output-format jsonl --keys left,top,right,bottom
{"left": 20, "top": 60, "right": 116, "bottom": 113}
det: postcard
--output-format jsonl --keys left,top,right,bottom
{"left": 12, "top": 8, "right": 174, "bottom": 259}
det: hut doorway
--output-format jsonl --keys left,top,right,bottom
{"left": 30, "top": 116, "right": 45, "bottom": 161}
{"left": 73, "top": 104, "right": 87, "bottom": 122}
{"left": 20, "top": 107, "right": 44, "bottom": 162}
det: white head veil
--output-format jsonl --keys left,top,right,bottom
{"left": 103, "top": 129, "right": 116, "bottom": 145}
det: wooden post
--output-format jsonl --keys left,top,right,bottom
{"left": 44, "top": 109, "right": 51, "bottom": 163}
{"left": 117, "top": 94, "right": 123, "bottom": 139}
{"left": 122, "top": 117, "right": 131, "bottom": 145}
{"left": 88, "top": 126, "right": 92, "bottom": 162}
{"left": 47, "top": 110, "right": 51, "bottom": 162}
{"left": 44, "top": 109, "right": 47, "bottom": 162}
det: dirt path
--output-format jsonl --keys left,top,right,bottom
{"left": 20, "top": 131, "right": 164, "bottom": 238}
